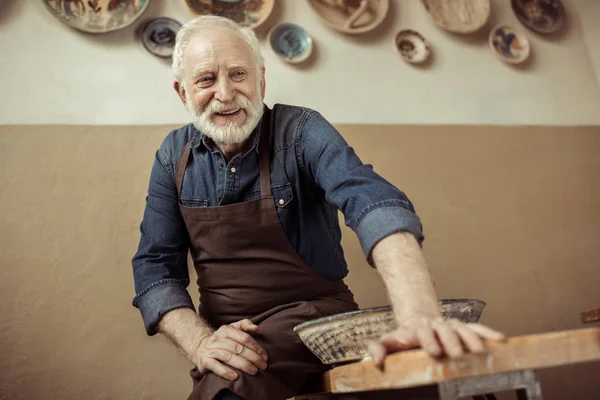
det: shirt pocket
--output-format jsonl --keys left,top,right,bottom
{"left": 180, "top": 198, "right": 209, "bottom": 208}
{"left": 243, "top": 183, "right": 294, "bottom": 208}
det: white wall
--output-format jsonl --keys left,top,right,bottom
{"left": 1, "top": 0, "right": 599, "bottom": 125}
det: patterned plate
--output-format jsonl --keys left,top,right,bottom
{"left": 395, "top": 29, "right": 431, "bottom": 64}
{"left": 420, "top": 0, "right": 491, "bottom": 34}
{"left": 184, "top": 0, "right": 275, "bottom": 29}
{"left": 141, "top": 18, "right": 182, "bottom": 58}
{"left": 268, "top": 23, "right": 313, "bottom": 64}
{"left": 489, "top": 25, "right": 531, "bottom": 64}
{"left": 511, "top": 0, "right": 565, "bottom": 34}
{"left": 42, "top": 0, "right": 150, "bottom": 34}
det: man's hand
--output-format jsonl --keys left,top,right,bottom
{"left": 367, "top": 315, "right": 506, "bottom": 369}
{"left": 194, "top": 319, "right": 269, "bottom": 381}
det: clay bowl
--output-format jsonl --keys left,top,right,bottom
{"left": 294, "top": 299, "right": 486, "bottom": 365}
{"left": 41, "top": 0, "right": 150, "bottom": 34}
{"left": 420, "top": 0, "right": 491, "bottom": 34}
{"left": 489, "top": 25, "right": 531, "bottom": 64}
{"left": 184, "top": 0, "right": 275, "bottom": 30}
{"left": 306, "top": 0, "right": 389, "bottom": 35}
{"left": 141, "top": 18, "right": 183, "bottom": 58}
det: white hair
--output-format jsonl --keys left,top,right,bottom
{"left": 171, "top": 15, "right": 265, "bottom": 83}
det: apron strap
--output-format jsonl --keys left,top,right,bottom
{"left": 258, "top": 106, "right": 273, "bottom": 198}
{"left": 175, "top": 106, "right": 273, "bottom": 201}
{"left": 175, "top": 141, "right": 192, "bottom": 201}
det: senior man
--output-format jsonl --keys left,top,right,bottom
{"left": 131, "top": 15, "right": 504, "bottom": 400}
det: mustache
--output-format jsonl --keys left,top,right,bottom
{"left": 203, "top": 94, "right": 253, "bottom": 115}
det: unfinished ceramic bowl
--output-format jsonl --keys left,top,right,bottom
{"left": 268, "top": 23, "right": 313, "bottom": 64}
{"left": 420, "top": 0, "right": 491, "bottom": 34}
{"left": 395, "top": 29, "right": 431, "bottom": 64}
{"left": 306, "top": 0, "right": 389, "bottom": 35}
{"left": 489, "top": 25, "right": 531, "bottom": 64}
{"left": 511, "top": 0, "right": 565, "bottom": 34}
{"left": 184, "top": 0, "right": 275, "bottom": 29}
{"left": 42, "top": 0, "right": 150, "bottom": 33}
{"left": 294, "top": 299, "right": 486, "bottom": 365}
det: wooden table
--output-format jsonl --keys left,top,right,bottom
{"left": 297, "top": 328, "right": 600, "bottom": 400}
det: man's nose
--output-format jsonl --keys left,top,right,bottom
{"left": 214, "top": 79, "right": 235, "bottom": 103}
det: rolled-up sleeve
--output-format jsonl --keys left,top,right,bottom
{"left": 131, "top": 144, "right": 195, "bottom": 335}
{"left": 298, "top": 111, "right": 424, "bottom": 261}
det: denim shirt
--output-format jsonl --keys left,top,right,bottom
{"left": 132, "top": 103, "right": 424, "bottom": 335}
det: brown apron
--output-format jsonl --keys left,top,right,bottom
{"left": 175, "top": 107, "right": 359, "bottom": 400}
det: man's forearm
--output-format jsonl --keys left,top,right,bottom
{"left": 158, "top": 308, "right": 214, "bottom": 364}
{"left": 372, "top": 231, "right": 441, "bottom": 322}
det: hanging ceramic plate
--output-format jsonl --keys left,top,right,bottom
{"left": 184, "top": 0, "right": 275, "bottom": 29}
{"left": 420, "top": 0, "right": 490, "bottom": 34}
{"left": 395, "top": 29, "right": 431, "bottom": 64}
{"left": 305, "top": 0, "right": 389, "bottom": 35}
{"left": 489, "top": 25, "right": 531, "bottom": 64}
{"left": 268, "top": 23, "right": 313, "bottom": 64}
{"left": 511, "top": 0, "right": 565, "bottom": 34}
{"left": 42, "top": 0, "right": 150, "bottom": 34}
{"left": 141, "top": 18, "right": 182, "bottom": 58}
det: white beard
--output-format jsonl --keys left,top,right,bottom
{"left": 187, "top": 88, "right": 264, "bottom": 146}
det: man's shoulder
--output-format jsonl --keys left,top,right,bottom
{"left": 271, "top": 103, "right": 325, "bottom": 142}
{"left": 157, "top": 123, "right": 196, "bottom": 166}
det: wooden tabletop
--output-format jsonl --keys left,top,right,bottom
{"left": 322, "top": 327, "right": 600, "bottom": 393}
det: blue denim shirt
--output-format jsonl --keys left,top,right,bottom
{"left": 132, "top": 104, "right": 424, "bottom": 335}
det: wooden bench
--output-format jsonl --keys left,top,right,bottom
{"left": 297, "top": 327, "right": 600, "bottom": 399}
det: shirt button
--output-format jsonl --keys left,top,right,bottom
{"left": 278, "top": 199, "right": 285, "bottom": 205}
{"left": 218, "top": 162, "right": 224, "bottom": 169}
{"left": 230, "top": 167, "right": 237, "bottom": 173}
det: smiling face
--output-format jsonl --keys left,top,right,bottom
{"left": 175, "top": 26, "right": 266, "bottom": 146}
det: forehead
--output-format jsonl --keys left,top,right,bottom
{"left": 183, "top": 27, "right": 255, "bottom": 76}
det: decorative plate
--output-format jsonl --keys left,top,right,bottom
{"left": 511, "top": 0, "right": 565, "bottom": 34}
{"left": 305, "top": 0, "right": 389, "bottom": 35}
{"left": 184, "top": 0, "right": 275, "bottom": 29}
{"left": 395, "top": 29, "right": 431, "bottom": 64}
{"left": 141, "top": 18, "right": 182, "bottom": 58}
{"left": 42, "top": 0, "right": 150, "bottom": 34}
{"left": 268, "top": 23, "right": 313, "bottom": 64}
{"left": 294, "top": 299, "right": 486, "bottom": 365}
{"left": 489, "top": 25, "right": 531, "bottom": 64}
{"left": 420, "top": 0, "right": 491, "bottom": 34}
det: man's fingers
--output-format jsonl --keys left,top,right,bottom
{"left": 208, "top": 349, "right": 260, "bottom": 376}
{"left": 220, "top": 325, "right": 268, "bottom": 361}
{"left": 416, "top": 327, "right": 442, "bottom": 357}
{"left": 203, "top": 357, "right": 238, "bottom": 381}
{"left": 449, "top": 320, "right": 485, "bottom": 353}
{"left": 367, "top": 342, "right": 386, "bottom": 370}
{"left": 210, "top": 337, "right": 267, "bottom": 370}
{"left": 231, "top": 319, "right": 259, "bottom": 332}
{"left": 433, "top": 321, "right": 463, "bottom": 358}
{"left": 467, "top": 323, "right": 506, "bottom": 341}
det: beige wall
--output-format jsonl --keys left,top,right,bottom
{"left": 1, "top": 124, "right": 599, "bottom": 399}
{"left": 1, "top": 0, "right": 600, "bottom": 125}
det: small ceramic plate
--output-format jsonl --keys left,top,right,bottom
{"left": 489, "top": 25, "right": 531, "bottom": 64}
{"left": 420, "top": 0, "right": 491, "bottom": 34}
{"left": 268, "top": 23, "right": 313, "bottom": 64}
{"left": 184, "top": 0, "right": 275, "bottom": 29}
{"left": 306, "top": 0, "right": 389, "bottom": 35}
{"left": 141, "top": 18, "right": 183, "bottom": 59}
{"left": 395, "top": 29, "right": 431, "bottom": 64}
{"left": 511, "top": 0, "right": 565, "bottom": 34}
{"left": 42, "top": 0, "right": 150, "bottom": 34}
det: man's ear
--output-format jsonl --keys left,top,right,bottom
{"left": 260, "top": 67, "right": 266, "bottom": 99}
{"left": 174, "top": 81, "right": 187, "bottom": 107}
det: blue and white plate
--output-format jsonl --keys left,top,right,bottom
{"left": 268, "top": 23, "right": 313, "bottom": 64}
{"left": 489, "top": 25, "right": 531, "bottom": 64}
